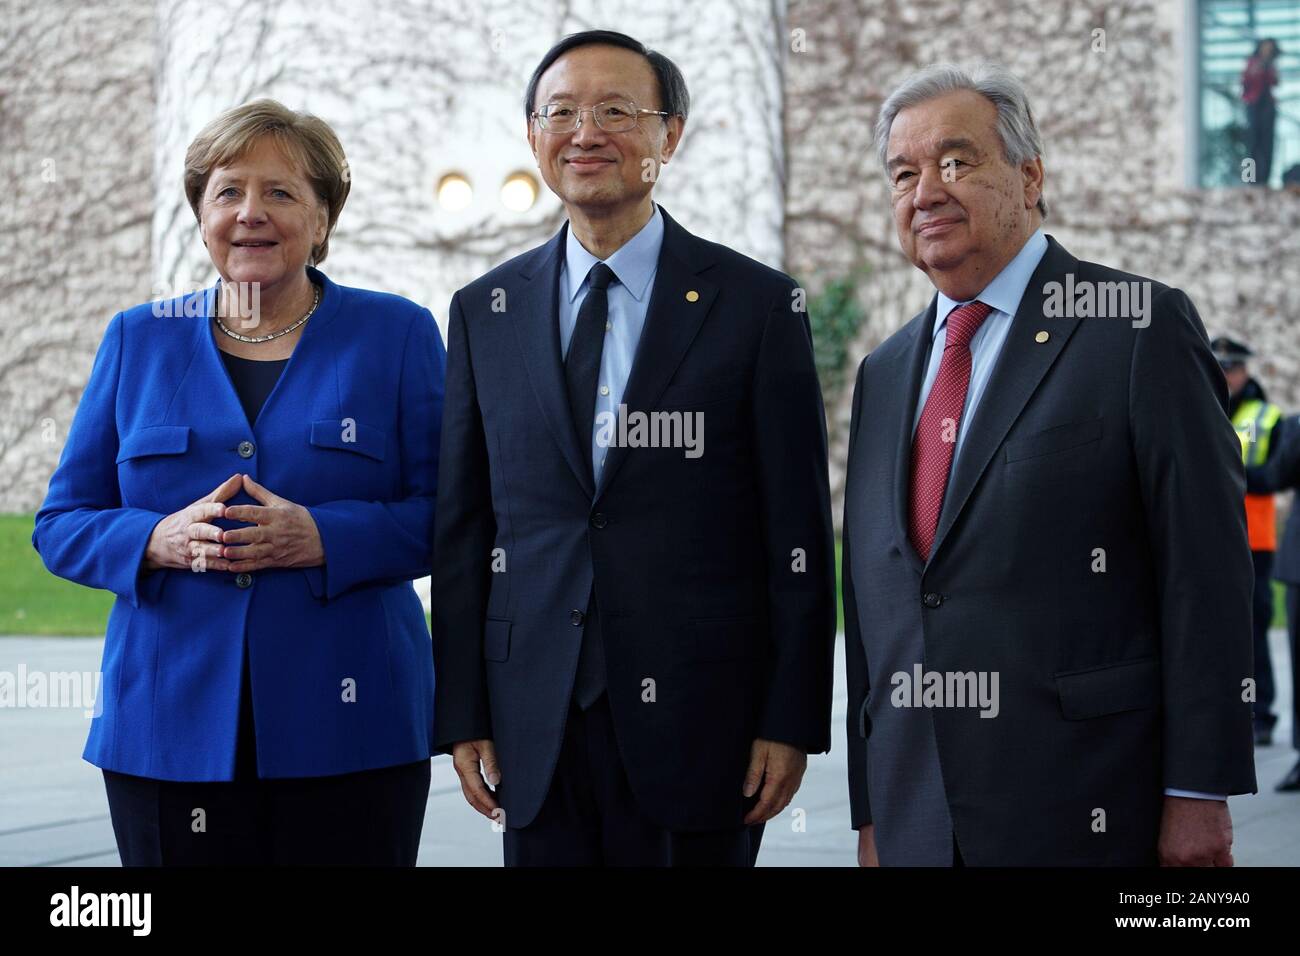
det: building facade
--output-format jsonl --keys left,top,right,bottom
{"left": 3, "top": 0, "right": 1298, "bottom": 518}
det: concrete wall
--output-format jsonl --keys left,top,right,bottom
{"left": 783, "top": 0, "right": 1300, "bottom": 507}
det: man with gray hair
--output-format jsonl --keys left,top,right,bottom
{"left": 841, "top": 63, "right": 1256, "bottom": 865}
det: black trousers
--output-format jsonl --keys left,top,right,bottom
{"left": 503, "top": 692, "right": 765, "bottom": 866}
{"left": 1253, "top": 550, "right": 1277, "bottom": 728}
{"left": 103, "top": 645, "right": 431, "bottom": 866}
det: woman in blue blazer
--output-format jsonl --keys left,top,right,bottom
{"left": 32, "top": 100, "right": 444, "bottom": 865}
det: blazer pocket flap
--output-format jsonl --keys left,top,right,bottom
{"left": 309, "top": 419, "right": 387, "bottom": 461}
{"left": 685, "top": 616, "right": 757, "bottom": 662}
{"left": 483, "top": 618, "right": 511, "bottom": 662}
{"left": 116, "top": 425, "right": 191, "bottom": 463}
{"left": 1056, "top": 658, "right": 1159, "bottom": 720}
{"left": 1005, "top": 417, "right": 1103, "bottom": 463}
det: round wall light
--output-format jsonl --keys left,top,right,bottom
{"left": 500, "top": 171, "right": 539, "bottom": 212}
{"left": 437, "top": 173, "right": 473, "bottom": 211}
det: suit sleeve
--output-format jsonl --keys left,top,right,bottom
{"left": 303, "top": 307, "right": 445, "bottom": 599}
{"left": 430, "top": 291, "right": 497, "bottom": 750}
{"left": 32, "top": 313, "right": 168, "bottom": 608}
{"left": 843, "top": 357, "right": 873, "bottom": 828}
{"left": 1129, "top": 287, "right": 1257, "bottom": 795}
{"left": 750, "top": 278, "right": 837, "bottom": 753}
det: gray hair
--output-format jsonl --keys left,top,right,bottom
{"left": 875, "top": 63, "right": 1048, "bottom": 218}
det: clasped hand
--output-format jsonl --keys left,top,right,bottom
{"left": 142, "top": 473, "right": 324, "bottom": 573}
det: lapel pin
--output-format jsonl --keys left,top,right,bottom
{"left": 1035, "top": 331, "right": 1049, "bottom": 343}
{"left": 685, "top": 290, "right": 699, "bottom": 302}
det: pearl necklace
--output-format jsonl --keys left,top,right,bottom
{"left": 214, "top": 282, "right": 320, "bottom": 343}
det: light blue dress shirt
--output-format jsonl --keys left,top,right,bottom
{"left": 559, "top": 203, "right": 665, "bottom": 482}
{"left": 909, "top": 227, "right": 1224, "bottom": 803}
{"left": 910, "top": 228, "right": 1047, "bottom": 453}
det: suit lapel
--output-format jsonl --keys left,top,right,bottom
{"left": 511, "top": 224, "right": 596, "bottom": 499}
{"left": 927, "top": 236, "right": 1083, "bottom": 564}
{"left": 892, "top": 304, "right": 937, "bottom": 575}
{"left": 595, "top": 210, "right": 717, "bottom": 499}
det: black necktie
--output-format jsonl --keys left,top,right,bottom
{"left": 565, "top": 262, "right": 616, "bottom": 481}
{"left": 566, "top": 263, "right": 615, "bottom": 710}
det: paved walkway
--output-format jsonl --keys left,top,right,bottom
{"left": 1, "top": 632, "right": 1295, "bottom": 866}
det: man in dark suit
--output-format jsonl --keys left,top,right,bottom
{"left": 432, "top": 30, "right": 835, "bottom": 866}
{"left": 842, "top": 64, "right": 1256, "bottom": 866}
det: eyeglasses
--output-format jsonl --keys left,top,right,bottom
{"left": 532, "top": 99, "right": 670, "bottom": 133}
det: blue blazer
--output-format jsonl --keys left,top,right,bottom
{"left": 33, "top": 268, "right": 445, "bottom": 781}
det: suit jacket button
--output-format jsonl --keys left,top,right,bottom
{"left": 590, "top": 512, "right": 608, "bottom": 529}
{"left": 236, "top": 572, "right": 253, "bottom": 589}
{"left": 922, "top": 592, "right": 942, "bottom": 608}
{"left": 237, "top": 440, "right": 256, "bottom": 459}
{"left": 570, "top": 609, "right": 584, "bottom": 626}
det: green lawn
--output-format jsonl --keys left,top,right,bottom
{"left": 835, "top": 538, "right": 843, "bottom": 633}
{"left": 4, "top": 512, "right": 436, "bottom": 636}
{"left": 0, "top": 514, "right": 1282, "bottom": 637}
{"left": 1, "top": 514, "right": 115, "bottom": 635}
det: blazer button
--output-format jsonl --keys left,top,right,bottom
{"left": 236, "top": 572, "right": 253, "bottom": 589}
{"left": 570, "top": 609, "right": 584, "bottom": 626}
{"left": 237, "top": 440, "right": 256, "bottom": 458}
{"left": 590, "top": 513, "right": 608, "bottom": 529}
{"left": 922, "top": 592, "right": 943, "bottom": 609}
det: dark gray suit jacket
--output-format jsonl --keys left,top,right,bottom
{"left": 842, "top": 235, "right": 1257, "bottom": 865}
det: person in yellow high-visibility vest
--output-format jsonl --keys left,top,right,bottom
{"left": 1214, "top": 336, "right": 1285, "bottom": 748}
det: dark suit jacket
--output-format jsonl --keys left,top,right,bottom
{"left": 842, "top": 235, "right": 1257, "bottom": 865}
{"left": 432, "top": 207, "right": 836, "bottom": 832}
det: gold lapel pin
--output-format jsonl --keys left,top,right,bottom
{"left": 1035, "top": 331, "right": 1049, "bottom": 343}
{"left": 685, "top": 290, "right": 699, "bottom": 302}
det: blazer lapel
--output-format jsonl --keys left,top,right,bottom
{"left": 891, "top": 304, "right": 937, "bottom": 575}
{"left": 927, "top": 236, "right": 1083, "bottom": 563}
{"left": 595, "top": 210, "right": 717, "bottom": 499}
{"left": 511, "top": 224, "right": 597, "bottom": 499}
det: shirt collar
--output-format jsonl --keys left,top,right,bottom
{"left": 932, "top": 227, "right": 1049, "bottom": 339}
{"left": 563, "top": 203, "right": 664, "bottom": 303}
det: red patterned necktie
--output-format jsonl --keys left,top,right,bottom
{"left": 908, "top": 300, "right": 994, "bottom": 560}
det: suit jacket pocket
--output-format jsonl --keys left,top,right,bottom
{"left": 116, "top": 425, "right": 191, "bottom": 462}
{"left": 483, "top": 618, "right": 511, "bottom": 662}
{"left": 1005, "top": 417, "right": 1103, "bottom": 463}
{"left": 309, "top": 419, "right": 387, "bottom": 461}
{"left": 684, "top": 616, "right": 758, "bottom": 662}
{"left": 1055, "top": 657, "right": 1159, "bottom": 720}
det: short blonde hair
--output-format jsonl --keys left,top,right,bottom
{"left": 183, "top": 99, "right": 351, "bottom": 264}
